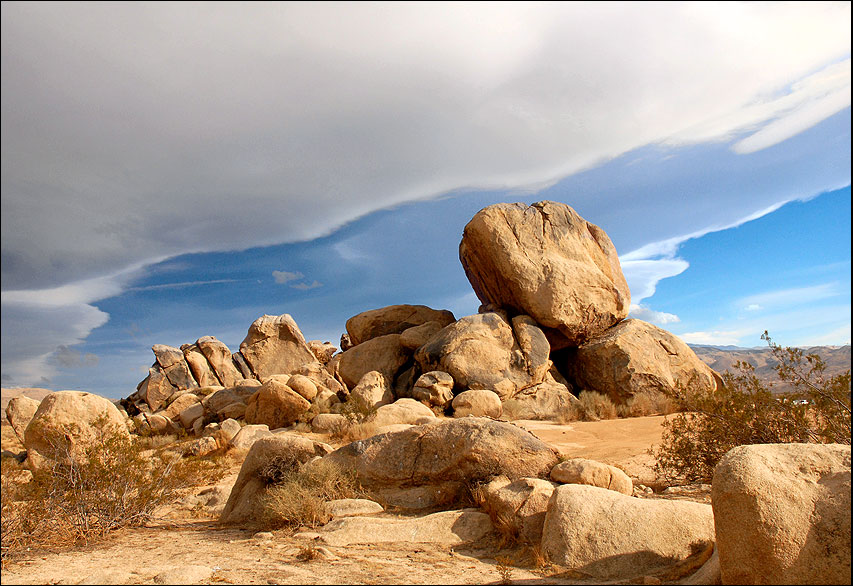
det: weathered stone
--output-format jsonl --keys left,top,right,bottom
{"left": 567, "top": 319, "right": 720, "bottom": 404}
{"left": 24, "top": 391, "right": 131, "bottom": 473}
{"left": 181, "top": 343, "right": 221, "bottom": 387}
{"left": 244, "top": 379, "right": 310, "bottom": 429}
{"left": 294, "top": 361, "right": 345, "bottom": 395}
{"left": 179, "top": 402, "right": 205, "bottom": 429}
{"left": 300, "top": 509, "right": 492, "bottom": 546}
{"left": 239, "top": 314, "right": 316, "bottom": 379}
{"left": 218, "top": 402, "right": 247, "bottom": 420}
{"left": 325, "top": 498, "right": 384, "bottom": 519}
{"left": 311, "top": 413, "right": 347, "bottom": 434}
{"left": 452, "top": 389, "right": 502, "bottom": 419}
{"left": 197, "top": 336, "right": 243, "bottom": 387}
{"left": 232, "top": 351, "right": 254, "bottom": 379}
{"left": 152, "top": 344, "right": 198, "bottom": 390}
{"left": 712, "top": 443, "right": 851, "bottom": 585}
{"left": 481, "top": 475, "right": 557, "bottom": 543}
{"left": 217, "top": 418, "right": 242, "bottom": 444}
{"left": 228, "top": 424, "right": 272, "bottom": 451}
{"left": 503, "top": 379, "right": 578, "bottom": 421}
{"left": 459, "top": 201, "right": 630, "bottom": 348}
{"left": 346, "top": 304, "right": 455, "bottom": 346}
{"left": 336, "top": 334, "right": 411, "bottom": 389}
{"left": 5, "top": 396, "right": 40, "bottom": 444}
{"left": 414, "top": 312, "right": 549, "bottom": 399}
{"left": 550, "top": 458, "right": 633, "bottom": 495}
{"left": 202, "top": 386, "right": 250, "bottom": 415}
{"left": 399, "top": 321, "right": 447, "bottom": 350}
{"left": 371, "top": 398, "right": 436, "bottom": 427}
{"left": 411, "top": 371, "right": 454, "bottom": 408}
{"left": 542, "top": 484, "right": 715, "bottom": 578}
{"left": 350, "top": 371, "right": 395, "bottom": 411}
{"left": 287, "top": 374, "right": 318, "bottom": 401}
{"left": 325, "top": 417, "right": 560, "bottom": 489}
{"left": 187, "top": 436, "right": 218, "bottom": 457}
{"left": 220, "top": 434, "right": 333, "bottom": 524}
{"left": 308, "top": 340, "right": 338, "bottom": 364}
{"left": 161, "top": 393, "right": 200, "bottom": 421}
{"left": 138, "top": 365, "right": 178, "bottom": 411}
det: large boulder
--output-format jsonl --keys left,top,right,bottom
{"left": 370, "top": 398, "right": 436, "bottom": 427}
{"left": 346, "top": 304, "right": 455, "bottom": 346}
{"left": 335, "top": 333, "right": 411, "bottom": 389}
{"left": 219, "top": 434, "right": 333, "bottom": 524}
{"left": 23, "top": 391, "right": 131, "bottom": 472}
{"left": 481, "top": 475, "right": 557, "bottom": 543}
{"left": 239, "top": 314, "right": 316, "bottom": 379}
{"left": 550, "top": 458, "right": 633, "bottom": 495}
{"left": 181, "top": 343, "right": 221, "bottom": 387}
{"left": 5, "top": 395, "right": 41, "bottom": 444}
{"left": 244, "top": 378, "right": 310, "bottom": 429}
{"left": 712, "top": 443, "right": 851, "bottom": 585}
{"left": 567, "top": 319, "right": 720, "bottom": 404}
{"left": 451, "top": 389, "right": 502, "bottom": 419}
{"left": 325, "top": 417, "right": 560, "bottom": 490}
{"left": 151, "top": 344, "right": 198, "bottom": 390}
{"left": 197, "top": 336, "right": 243, "bottom": 387}
{"left": 414, "top": 312, "right": 550, "bottom": 399}
{"left": 542, "top": 484, "right": 715, "bottom": 578}
{"left": 137, "top": 365, "right": 178, "bottom": 411}
{"left": 503, "top": 378, "right": 578, "bottom": 421}
{"left": 411, "top": 371, "right": 454, "bottom": 408}
{"left": 459, "top": 201, "right": 630, "bottom": 348}
{"left": 349, "top": 371, "right": 395, "bottom": 411}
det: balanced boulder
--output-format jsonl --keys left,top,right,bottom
{"left": 5, "top": 395, "right": 41, "bottom": 444}
{"left": 459, "top": 201, "right": 630, "bottom": 348}
{"left": 238, "top": 314, "right": 316, "bottom": 379}
{"left": 244, "top": 378, "right": 310, "bottom": 428}
{"left": 346, "top": 304, "right": 455, "bottom": 346}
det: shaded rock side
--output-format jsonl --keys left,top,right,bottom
{"left": 712, "top": 443, "right": 851, "bottom": 585}
{"left": 5, "top": 395, "right": 40, "bottom": 444}
{"left": 324, "top": 417, "right": 560, "bottom": 488}
{"left": 244, "top": 378, "right": 310, "bottom": 429}
{"left": 220, "top": 434, "right": 333, "bottom": 524}
{"left": 542, "top": 484, "right": 715, "bottom": 579}
{"left": 239, "top": 314, "right": 316, "bottom": 380}
{"left": 346, "top": 304, "right": 456, "bottom": 346}
{"left": 459, "top": 201, "right": 630, "bottom": 348}
{"left": 151, "top": 344, "right": 198, "bottom": 390}
{"left": 414, "top": 312, "right": 550, "bottom": 399}
{"left": 181, "top": 343, "right": 221, "bottom": 387}
{"left": 567, "top": 319, "right": 720, "bottom": 404}
{"left": 481, "top": 475, "right": 557, "bottom": 544}
{"left": 197, "top": 336, "right": 244, "bottom": 387}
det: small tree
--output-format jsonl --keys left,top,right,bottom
{"left": 653, "top": 331, "right": 851, "bottom": 483}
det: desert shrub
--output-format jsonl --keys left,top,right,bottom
{"left": 1, "top": 419, "right": 226, "bottom": 562}
{"left": 259, "top": 458, "right": 362, "bottom": 532}
{"left": 653, "top": 332, "right": 851, "bottom": 483}
{"left": 558, "top": 390, "right": 618, "bottom": 422}
{"left": 617, "top": 390, "right": 677, "bottom": 418}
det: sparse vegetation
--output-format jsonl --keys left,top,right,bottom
{"left": 259, "top": 458, "right": 362, "bottom": 532}
{"left": 558, "top": 390, "right": 618, "bottom": 422}
{"left": 495, "top": 555, "right": 515, "bottom": 584}
{"left": 1, "top": 420, "right": 227, "bottom": 562}
{"left": 653, "top": 332, "right": 851, "bottom": 483}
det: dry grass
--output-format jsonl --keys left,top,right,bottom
{"left": 617, "top": 391, "right": 677, "bottom": 418}
{"left": 558, "top": 391, "right": 618, "bottom": 422}
{"left": 495, "top": 555, "right": 515, "bottom": 584}
{"left": 258, "top": 458, "right": 362, "bottom": 532}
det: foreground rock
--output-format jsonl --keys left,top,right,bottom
{"left": 712, "top": 443, "right": 851, "bottom": 585}
{"left": 24, "top": 391, "right": 131, "bottom": 472}
{"left": 238, "top": 314, "right": 316, "bottom": 379}
{"left": 567, "top": 319, "right": 720, "bottom": 404}
{"left": 244, "top": 378, "right": 310, "bottom": 429}
{"left": 542, "top": 484, "right": 715, "bottom": 578}
{"left": 481, "top": 476, "right": 557, "bottom": 543}
{"left": 298, "top": 509, "right": 493, "bottom": 547}
{"left": 459, "top": 201, "right": 630, "bottom": 348}
{"left": 325, "top": 418, "right": 560, "bottom": 497}
{"left": 550, "top": 458, "right": 633, "bottom": 495}
{"left": 220, "top": 434, "right": 333, "bottom": 524}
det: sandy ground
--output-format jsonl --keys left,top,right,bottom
{"left": 1, "top": 415, "right": 674, "bottom": 585}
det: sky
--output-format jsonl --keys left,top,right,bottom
{"left": 1, "top": 2, "right": 851, "bottom": 399}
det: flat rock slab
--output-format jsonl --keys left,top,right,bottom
{"left": 297, "top": 509, "right": 494, "bottom": 547}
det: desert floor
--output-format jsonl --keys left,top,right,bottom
{"left": 1, "top": 416, "right": 670, "bottom": 585}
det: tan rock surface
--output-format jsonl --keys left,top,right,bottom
{"left": 370, "top": 398, "right": 436, "bottom": 427}
{"left": 152, "top": 344, "right": 199, "bottom": 390}
{"left": 197, "top": 336, "right": 244, "bottom": 387}
{"left": 239, "top": 314, "right": 316, "bottom": 379}
{"left": 336, "top": 333, "right": 411, "bottom": 389}
{"left": 349, "top": 371, "right": 395, "bottom": 411}
{"left": 244, "top": 378, "right": 310, "bottom": 429}
{"left": 451, "top": 389, "right": 502, "bottom": 418}
{"left": 459, "top": 201, "right": 630, "bottom": 348}
{"left": 5, "top": 395, "right": 40, "bottom": 444}
{"left": 550, "top": 457, "right": 633, "bottom": 495}
{"left": 181, "top": 343, "right": 221, "bottom": 387}
{"left": 346, "top": 304, "right": 455, "bottom": 346}
{"left": 137, "top": 366, "right": 178, "bottom": 411}
{"left": 712, "top": 443, "right": 851, "bottom": 585}
{"left": 503, "top": 379, "right": 578, "bottom": 421}
{"left": 481, "top": 475, "right": 557, "bottom": 543}
{"left": 542, "top": 484, "right": 715, "bottom": 578}
{"left": 568, "top": 319, "right": 720, "bottom": 404}
{"left": 411, "top": 371, "right": 455, "bottom": 408}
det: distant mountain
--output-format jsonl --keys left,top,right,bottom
{"left": 689, "top": 344, "right": 851, "bottom": 394}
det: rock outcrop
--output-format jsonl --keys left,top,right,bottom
{"left": 712, "top": 443, "right": 851, "bottom": 585}
{"left": 459, "top": 201, "right": 630, "bottom": 348}
{"left": 346, "top": 304, "right": 455, "bottom": 346}
{"left": 239, "top": 315, "right": 316, "bottom": 379}
{"left": 567, "top": 319, "right": 720, "bottom": 404}
{"left": 542, "top": 484, "right": 715, "bottom": 578}
{"left": 5, "top": 395, "right": 40, "bottom": 444}
{"left": 334, "top": 333, "right": 411, "bottom": 389}
{"left": 481, "top": 475, "right": 557, "bottom": 543}
{"left": 244, "top": 378, "right": 311, "bottom": 429}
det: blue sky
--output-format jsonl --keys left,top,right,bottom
{"left": 2, "top": 3, "right": 851, "bottom": 398}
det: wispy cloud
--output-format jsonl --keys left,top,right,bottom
{"left": 629, "top": 304, "right": 680, "bottom": 326}
{"left": 737, "top": 282, "right": 840, "bottom": 311}
{"left": 679, "top": 330, "right": 747, "bottom": 346}
{"left": 272, "top": 270, "right": 304, "bottom": 284}
{"left": 290, "top": 280, "right": 323, "bottom": 291}
{"left": 128, "top": 278, "right": 245, "bottom": 291}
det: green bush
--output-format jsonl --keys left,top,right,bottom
{"left": 653, "top": 332, "right": 851, "bottom": 483}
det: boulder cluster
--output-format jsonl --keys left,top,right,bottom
{"left": 119, "top": 201, "right": 720, "bottom": 437}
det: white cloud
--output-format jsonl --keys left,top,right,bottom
{"left": 737, "top": 283, "right": 840, "bottom": 310}
{"left": 290, "top": 280, "right": 323, "bottom": 291}
{"left": 620, "top": 258, "right": 690, "bottom": 304}
{"left": 679, "top": 330, "right": 746, "bottom": 347}
{"left": 272, "top": 270, "right": 304, "bottom": 285}
{"left": 745, "top": 304, "right": 763, "bottom": 312}
{"left": 629, "top": 304, "right": 681, "bottom": 326}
